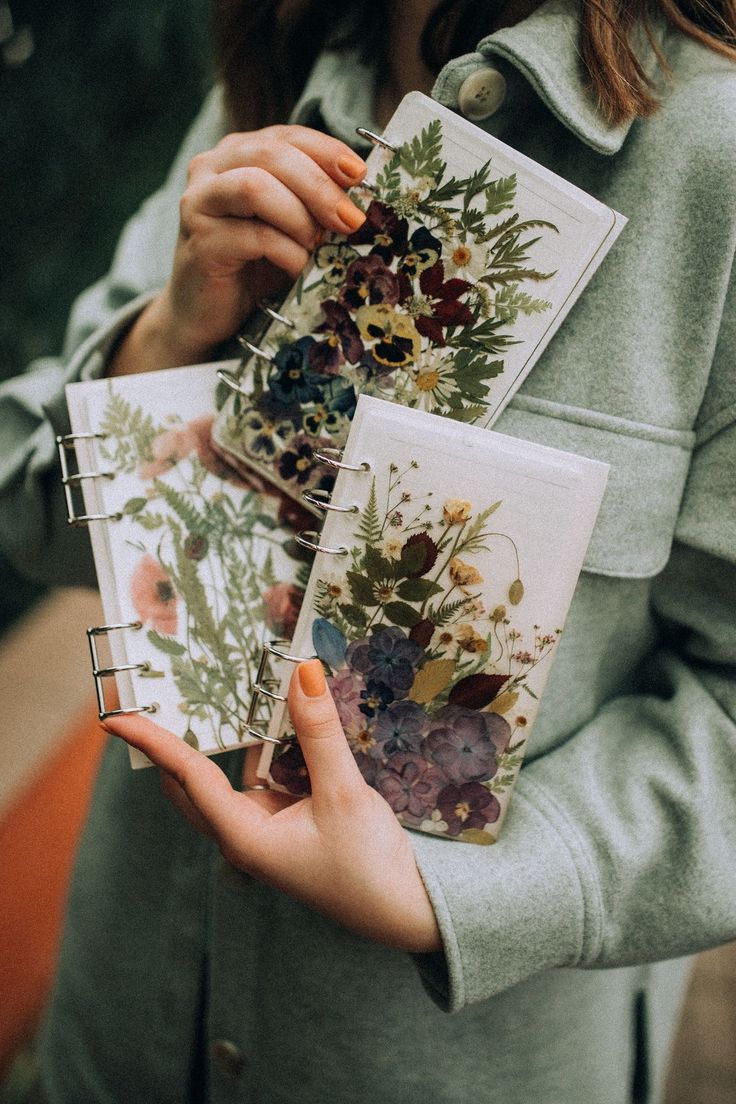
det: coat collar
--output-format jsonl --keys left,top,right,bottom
{"left": 290, "top": 0, "right": 668, "bottom": 157}
{"left": 468, "top": 0, "right": 666, "bottom": 155}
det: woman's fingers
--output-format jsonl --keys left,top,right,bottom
{"left": 189, "top": 167, "right": 322, "bottom": 252}
{"left": 103, "top": 714, "right": 266, "bottom": 841}
{"left": 192, "top": 128, "right": 367, "bottom": 235}
{"left": 287, "top": 660, "right": 366, "bottom": 811}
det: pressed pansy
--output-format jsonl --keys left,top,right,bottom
{"left": 346, "top": 199, "right": 409, "bottom": 263}
{"left": 314, "top": 241, "right": 359, "bottom": 284}
{"left": 338, "top": 255, "right": 401, "bottom": 312}
{"left": 269, "top": 337, "right": 324, "bottom": 406}
{"left": 278, "top": 435, "right": 320, "bottom": 485}
{"left": 356, "top": 304, "right": 421, "bottom": 370}
{"left": 241, "top": 401, "right": 294, "bottom": 459}
{"left": 437, "top": 782, "right": 501, "bottom": 836}
{"left": 310, "top": 300, "right": 363, "bottom": 374}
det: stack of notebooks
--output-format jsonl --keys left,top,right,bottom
{"left": 60, "top": 92, "right": 620, "bottom": 843}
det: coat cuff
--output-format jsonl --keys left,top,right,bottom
{"left": 410, "top": 780, "right": 595, "bottom": 1012}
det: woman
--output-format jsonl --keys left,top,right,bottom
{"left": 1, "top": 1, "right": 735, "bottom": 1101}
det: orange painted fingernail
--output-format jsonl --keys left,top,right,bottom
{"left": 298, "top": 659, "right": 326, "bottom": 698}
{"left": 336, "top": 198, "right": 366, "bottom": 232}
{"left": 337, "top": 154, "right": 366, "bottom": 179}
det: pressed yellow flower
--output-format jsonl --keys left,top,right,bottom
{"left": 443, "top": 498, "right": 472, "bottom": 525}
{"left": 456, "top": 623, "right": 488, "bottom": 653}
{"left": 490, "top": 604, "right": 507, "bottom": 623}
{"left": 449, "top": 557, "right": 484, "bottom": 592}
{"left": 355, "top": 304, "right": 421, "bottom": 367}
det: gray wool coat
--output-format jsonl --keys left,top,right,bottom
{"left": 1, "top": 2, "right": 735, "bottom": 1102}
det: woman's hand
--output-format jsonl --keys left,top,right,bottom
{"left": 103, "top": 660, "right": 442, "bottom": 954}
{"left": 110, "top": 126, "right": 367, "bottom": 376}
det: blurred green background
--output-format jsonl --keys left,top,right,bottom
{"left": 0, "top": 0, "right": 213, "bottom": 631}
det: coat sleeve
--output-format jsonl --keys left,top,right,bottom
{"left": 0, "top": 87, "right": 226, "bottom": 585}
{"left": 410, "top": 269, "right": 736, "bottom": 1013}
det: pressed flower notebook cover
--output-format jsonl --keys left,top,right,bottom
{"left": 259, "top": 396, "right": 609, "bottom": 844}
{"left": 66, "top": 362, "right": 307, "bottom": 768}
{"left": 212, "top": 90, "right": 624, "bottom": 511}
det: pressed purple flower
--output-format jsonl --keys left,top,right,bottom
{"left": 422, "top": 705, "right": 510, "bottom": 784}
{"left": 346, "top": 625, "right": 424, "bottom": 695}
{"left": 358, "top": 679, "right": 396, "bottom": 718}
{"left": 370, "top": 700, "right": 430, "bottom": 760}
{"left": 338, "top": 255, "right": 401, "bottom": 312}
{"left": 346, "top": 199, "right": 409, "bottom": 262}
{"left": 328, "top": 667, "right": 366, "bottom": 735}
{"left": 437, "top": 781, "right": 501, "bottom": 836}
{"left": 375, "top": 753, "right": 446, "bottom": 823}
{"left": 278, "top": 436, "right": 317, "bottom": 485}
{"left": 309, "top": 301, "right": 364, "bottom": 375}
{"left": 269, "top": 337, "right": 324, "bottom": 404}
{"left": 270, "top": 743, "right": 311, "bottom": 796}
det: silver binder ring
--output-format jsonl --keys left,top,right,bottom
{"left": 263, "top": 640, "right": 315, "bottom": 665}
{"left": 86, "top": 622, "right": 157, "bottom": 720}
{"left": 240, "top": 723, "right": 285, "bottom": 746}
{"left": 302, "top": 489, "right": 359, "bottom": 514}
{"left": 259, "top": 301, "right": 295, "bottom": 328}
{"left": 217, "top": 368, "right": 251, "bottom": 397}
{"left": 313, "top": 447, "right": 371, "bottom": 473}
{"left": 238, "top": 336, "right": 274, "bottom": 362}
{"left": 56, "top": 433, "right": 122, "bottom": 526}
{"left": 355, "top": 127, "right": 398, "bottom": 153}
{"left": 252, "top": 681, "right": 286, "bottom": 704}
{"left": 294, "top": 530, "right": 349, "bottom": 556}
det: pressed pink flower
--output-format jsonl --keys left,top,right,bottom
{"left": 130, "top": 555, "right": 178, "bottom": 635}
{"left": 138, "top": 426, "right": 196, "bottom": 480}
{"left": 263, "top": 583, "right": 304, "bottom": 638}
{"left": 328, "top": 668, "right": 366, "bottom": 735}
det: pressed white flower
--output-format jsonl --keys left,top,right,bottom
{"left": 382, "top": 536, "right": 404, "bottom": 560}
{"left": 407, "top": 354, "right": 460, "bottom": 411}
{"left": 444, "top": 234, "right": 492, "bottom": 281}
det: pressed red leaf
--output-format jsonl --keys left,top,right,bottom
{"left": 448, "top": 672, "right": 509, "bottom": 709}
{"left": 409, "top": 618, "right": 435, "bottom": 648}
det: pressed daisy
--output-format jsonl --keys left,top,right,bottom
{"left": 407, "top": 355, "right": 459, "bottom": 411}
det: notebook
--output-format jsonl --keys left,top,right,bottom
{"left": 211, "top": 90, "right": 624, "bottom": 512}
{"left": 255, "top": 395, "right": 609, "bottom": 844}
{"left": 61, "top": 361, "right": 307, "bottom": 768}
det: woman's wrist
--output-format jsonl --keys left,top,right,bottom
{"left": 107, "top": 288, "right": 218, "bottom": 377}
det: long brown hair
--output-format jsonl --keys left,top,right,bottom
{"left": 212, "top": 0, "right": 736, "bottom": 132}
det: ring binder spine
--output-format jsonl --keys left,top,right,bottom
{"left": 56, "top": 433, "right": 123, "bottom": 526}
{"left": 87, "top": 623, "right": 159, "bottom": 720}
{"left": 241, "top": 639, "right": 315, "bottom": 744}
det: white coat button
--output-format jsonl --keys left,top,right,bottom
{"left": 211, "top": 1039, "right": 245, "bottom": 1077}
{"left": 457, "top": 67, "right": 507, "bottom": 121}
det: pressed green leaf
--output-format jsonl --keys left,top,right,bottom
{"left": 147, "top": 629, "right": 186, "bottom": 657}
{"left": 383, "top": 601, "right": 422, "bottom": 628}
{"left": 397, "top": 578, "right": 444, "bottom": 602}
{"left": 347, "top": 570, "right": 376, "bottom": 606}
{"left": 123, "top": 497, "right": 147, "bottom": 516}
{"left": 363, "top": 545, "right": 394, "bottom": 581}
